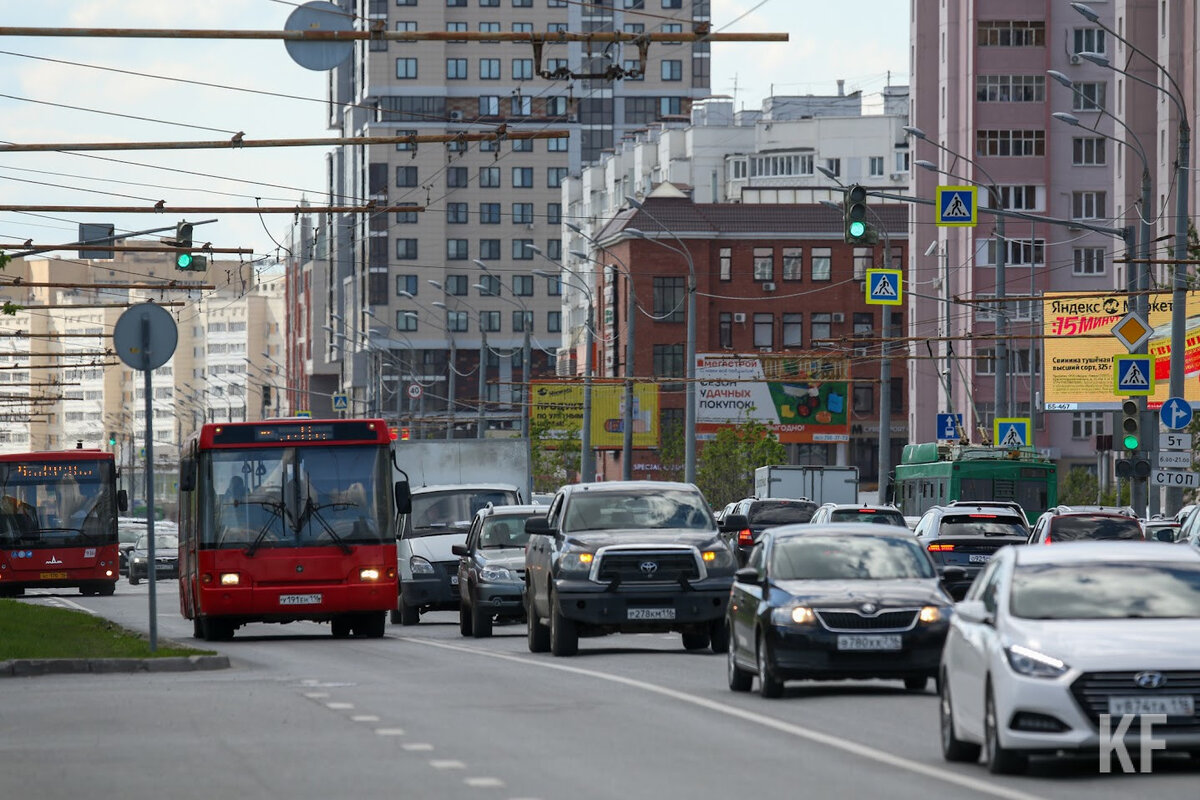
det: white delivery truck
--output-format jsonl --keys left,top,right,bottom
{"left": 753, "top": 465, "right": 860, "bottom": 505}
{"left": 392, "top": 440, "right": 532, "bottom": 625}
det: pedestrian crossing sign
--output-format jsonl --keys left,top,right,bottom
{"left": 865, "top": 268, "right": 903, "bottom": 305}
{"left": 1113, "top": 354, "right": 1154, "bottom": 395}
{"left": 936, "top": 185, "right": 977, "bottom": 227}
{"left": 993, "top": 418, "right": 1031, "bottom": 449}
{"left": 332, "top": 392, "right": 349, "bottom": 410}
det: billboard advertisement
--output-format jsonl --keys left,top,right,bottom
{"left": 1042, "top": 291, "right": 1200, "bottom": 410}
{"left": 695, "top": 353, "right": 850, "bottom": 444}
{"left": 529, "top": 381, "right": 659, "bottom": 449}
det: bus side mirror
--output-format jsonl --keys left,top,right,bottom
{"left": 394, "top": 480, "right": 412, "bottom": 516}
{"left": 884, "top": 478, "right": 895, "bottom": 505}
{"left": 117, "top": 489, "right": 129, "bottom": 513}
{"left": 179, "top": 458, "right": 197, "bottom": 493}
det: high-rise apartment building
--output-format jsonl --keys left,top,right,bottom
{"left": 305, "top": 0, "right": 712, "bottom": 434}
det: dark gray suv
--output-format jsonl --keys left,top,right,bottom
{"left": 524, "top": 481, "right": 741, "bottom": 657}
{"left": 912, "top": 504, "right": 1028, "bottom": 599}
{"left": 452, "top": 504, "right": 543, "bottom": 638}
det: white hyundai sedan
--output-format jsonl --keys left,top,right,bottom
{"left": 939, "top": 541, "right": 1200, "bottom": 774}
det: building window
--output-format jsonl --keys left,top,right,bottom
{"left": 719, "top": 312, "right": 733, "bottom": 348}
{"left": 852, "top": 247, "right": 873, "bottom": 280}
{"left": 853, "top": 312, "right": 873, "bottom": 356}
{"left": 1072, "top": 191, "right": 1105, "bottom": 219}
{"left": 447, "top": 239, "right": 469, "bottom": 260}
{"left": 478, "top": 275, "right": 500, "bottom": 296}
{"left": 481, "top": 311, "right": 501, "bottom": 333}
{"left": 546, "top": 239, "right": 562, "bottom": 260}
{"left": 480, "top": 58, "right": 501, "bottom": 79}
{"left": 985, "top": 238, "right": 1045, "bottom": 266}
{"left": 396, "top": 274, "right": 418, "bottom": 296}
{"left": 1072, "top": 82, "right": 1106, "bottom": 111}
{"left": 547, "top": 203, "right": 562, "bottom": 224}
{"left": 395, "top": 311, "right": 418, "bottom": 332}
{"left": 661, "top": 60, "right": 682, "bottom": 81}
{"left": 1073, "top": 28, "right": 1105, "bottom": 55}
{"left": 395, "top": 128, "right": 418, "bottom": 151}
{"left": 510, "top": 95, "right": 532, "bottom": 116}
{"left": 480, "top": 167, "right": 501, "bottom": 188}
{"left": 548, "top": 136, "right": 568, "bottom": 152}
{"left": 480, "top": 202, "right": 501, "bottom": 224}
{"left": 547, "top": 311, "right": 562, "bottom": 332}
{"left": 811, "top": 312, "right": 832, "bottom": 343}
{"left": 783, "top": 313, "right": 803, "bottom": 348}
{"left": 976, "top": 75, "right": 1045, "bottom": 102}
{"left": 512, "top": 138, "right": 533, "bottom": 152}
{"left": 976, "top": 129, "right": 1046, "bottom": 157}
{"left": 1073, "top": 137, "right": 1106, "bottom": 165}
{"left": 869, "top": 156, "right": 885, "bottom": 177}
{"left": 512, "top": 239, "right": 534, "bottom": 259}
{"left": 660, "top": 97, "right": 682, "bottom": 116}
{"left": 395, "top": 166, "right": 418, "bottom": 187}
{"left": 653, "top": 277, "right": 685, "bottom": 323}
{"left": 977, "top": 20, "right": 1045, "bottom": 47}
{"left": 811, "top": 248, "right": 832, "bottom": 281}
{"left": 513, "top": 275, "right": 533, "bottom": 296}
{"left": 447, "top": 202, "right": 468, "bottom": 224}
{"left": 753, "top": 314, "right": 774, "bottom": 349}
{"left": 853, "top": 385, "right": 873, "bottom": 413}
{"left": 719, "top": 247, "right": 731, "bottom": 281}
{"left": 998, "top": 185, "right": 1038, "bottom": 211}
{"left": 447, "top": 275, "right": 468, "bottom": 295}
{"left": 512, "top": 310, "right": 533, "bottom": 332}
{"left": 1072, "top": 411, "right": 1106, "bottom": 438}
{"left": 653, "top": 344, "right": 685, "bottom": 389}
{"left": 823, "top": 158, "right": 840, "bottom": 178}
{"left": 447, "top": 167, "right": 469, "bottom": 188}
{"left": 479, "top": 239, "right": 501, "bottom": 260}
{"left": 479, "top": 95, "right": 500, "bottom": 116}
{"left": 446, "top": 58, "right": 468, "bottom": 79}
{"left": 547, "top": 167, "right": 569, "bottom": 188}
{"left": 512, "top": 203, "right": 534, "bottom": 224}
{"left": 546, "top": 275, "right": 561, "bottom": 296}
{"left": 395, "top": 57, "right": 418, "bottom": 79}
{"left": 976, "top": 347, "right": 995, "bottom": 375}
{"left": 781, "top": 247, "right": 803, "bottom": 281}
{"left": 512, "top": 167, "right": 533, "bottom": 188}
{"left": 1073, "top": 247, "right": 1106, "bottom": 276}
{"left": 395, "top": 239, "right": 418, "bottom": 259}
{"left": 752, "top": 248, "right": 773, "bottom": 281}
{"left": 447, "top": 311, "right": 468, "bottom": 333}
{"left": 396, "top": 210, "right": 419, "bottom": 224}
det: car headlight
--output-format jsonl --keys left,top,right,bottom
{"left": 479, "top": 565, "right": 517, "bottom": 583}
{"left": 701, "top": 546, "right": 736, "bottom": 572}
{"left": 132, "top": 556, "right": 146, "bottom": 564}
{"left": 409, "top": 555, "right": 435, "bottom": 575}
{"left": 918, "top": 605, "right": 946, "bottom": 624}
{"left": 557, "top": 549, "right": 594, "bottom": 577}
{"left": 1005, "top": 644, "right": 1069, "bottom": 678}
{"left": 770, "top": 605, "right": 816, "bottom": 626}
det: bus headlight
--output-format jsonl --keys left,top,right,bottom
{"left": 359, "top": 568, "right": 381, "bottom": 581}
{"left": 219, "top": 573, "right": 240, "bottom": 586}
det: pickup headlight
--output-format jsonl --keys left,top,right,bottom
{"left": 479, "top": 565, "right": 517, "bottom": 583}
{"left": 557, "top": 549, "right": 594, "bottom": 577}
{"left": 770, "top": 605, "right": 816, "bottom": 626}
{"left": 409, "top": 555, "right": 435, "bottom": 575}
{"left": 701, "top": 546, "right": 736, "bottom": 572}
{"left": 1005, "top": 644, "right": 1069, "bottom": 678}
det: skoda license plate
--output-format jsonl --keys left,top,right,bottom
{"left": 1109, "top": 695, "right": 1195, "bottom": 716}
{"left": 279, "top": 593, "right": 322, "bottom": 606}
{"left": 628, "top": 607, "right": 675, "bottom": 620}
{"left": 837, "top": 634, "right": 902, "bottom": 651}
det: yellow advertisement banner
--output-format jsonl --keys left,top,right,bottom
{"left": 1043, "top": 291, "right": 1200, "bottom": 409}
{"left": 529, "top": 381, "right": 659, "bottom": 449}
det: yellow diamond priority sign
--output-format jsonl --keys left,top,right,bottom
{"left": 1111, "top": 310, "right": 1152, "bottom": 353}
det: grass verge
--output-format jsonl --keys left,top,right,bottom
{"left": 0, "top": 599, "right": 214, "bottom": 659}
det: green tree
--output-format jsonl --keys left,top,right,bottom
{"left": 695, "top": 415, "right": 787, "bottom": 509}
{"left": 657, "top": 416, "right": 685, "bottom": 483}
{"left": 1059, "top": 466, "right": 1099, "bottom": 505}
{"left": 528, "top": 415, "right": 580, "bottom": 493}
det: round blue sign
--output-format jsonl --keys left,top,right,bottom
{"left": 1160, "top": 396, "right": 1193, "bottom": 431}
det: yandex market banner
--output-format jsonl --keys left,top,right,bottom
{"left": 694, "top": 353, "right": 850, "bottom": 443}
{"left": 1042, "top": 291, "right": 1200, "bottom": 410}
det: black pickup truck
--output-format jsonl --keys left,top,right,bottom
{"left": 523, "top": 481, "right": 744, "bottom": 657}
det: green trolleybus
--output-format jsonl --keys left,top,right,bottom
{"left": 890, "top": 443, "right": 1056, "bottom": 525}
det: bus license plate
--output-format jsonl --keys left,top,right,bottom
{"left": 40, "top": 571, "right": 69, "bottom": 580}
{"left": 837, "top": 634, "right": 902, "bottom": 651}
{"left": 279, "top": 593, "right": 322, "bottom": 606}
{"left": 628, "top": 607, "right": 675, "bottom": 620}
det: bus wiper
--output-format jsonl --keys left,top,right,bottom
{"left": 243, "top": 500, "right": 289, "bottom": 557}
{"left": 298, "top": 498, "right": 354, "bottom": 554}
{"left": 39, "top": 526, "right": 99, "bottom": 544}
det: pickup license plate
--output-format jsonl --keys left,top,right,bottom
{"left": 628, "top": 607, "right": 675, "bottom": 620}
{"left": 40, "top": 571, "right": 69, "bottom": 580}
{"left": 837, "top": 634, "right": 902, "bottom": 651}
{"left": 968, "top": 554, "right": 991, "bottom": 564}
{"left": 279, "top": 593, "right": 322, "bottom": 606}
{"left": 1109, "top": 695, "right": 1195, "bottom": 716}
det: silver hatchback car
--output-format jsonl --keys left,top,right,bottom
{"left": 452, "top": 504, "right": 543, "bottom": 638}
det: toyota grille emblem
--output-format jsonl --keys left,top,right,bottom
{"left": 1134, "top": 671, "right": 1166, "bottom": 689}
{"left": 860, "top": 602, "right": 877, "bottom": 615}
{"left": 639, "top": 561, "right": 659, "bottom": 577}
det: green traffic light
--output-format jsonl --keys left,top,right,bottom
{"left": 848, "top": 220, "right": 866, "bottom": 238}
{"left": 1123, "top": 434, "right": 1138, "bottom": 450}
{"left": 176, "top": 252, "right": 193, "bottom": 269}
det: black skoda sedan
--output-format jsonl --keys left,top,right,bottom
{"left": 726, "top": 525, "right": 957, "bottom": 698}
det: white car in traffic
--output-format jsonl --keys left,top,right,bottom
{"left": 939, "top": 541, "right": 1200, "bottom": 773}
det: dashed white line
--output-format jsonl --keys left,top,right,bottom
{"left": 303, "top": 692, "right": 330, "bottom": 699}
{"left": 464, "top": 777, "right": 505, "bottom": 788}
{"left": 374, "top": 728, "right": 406, "bottom": 736}
{"left": 402, "top": 743, "right": 434, "bottom": 752}
{"left": 325, "top": 702, "right": 355, "bottom": 710}
{"left": 430, "top": 759, "right": 465, "bottom": 770}
{"left": 351, "top": 715, "right": 381, "bottom": 722}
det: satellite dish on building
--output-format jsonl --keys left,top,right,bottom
{"left": 284, "top": 1, "right": 354, "bottom": 72}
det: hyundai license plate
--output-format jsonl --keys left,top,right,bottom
{"left": 837, "top": 634, "right": 902, "bottom": 651}
{"left": 279, "top": 593, "right": 322, "bottom": 606}
{"left": 968, "top": 554, "right": 991, "bottom": 564}
{"left": 1109, "top": 695, "right": 1195, "bottom": 716}
{"left": 628, "top": 607, "right": 675, "bottom": 620}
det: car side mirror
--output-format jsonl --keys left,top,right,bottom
{"left": 955, "top": 599, "right": 993, "bottom": 626}
{"left": 525, "top": 516, "right": 553, "bottom": 535}
{"left": 720, "top": 514, "right": 749, "bottom": 533}
{"left": 734, "top": 566, "right": 759, "bottom": 584}
{"left": 1153, "top": 529, "right": 1176, "bottom": 543}
{"left": 451, "top": 544, "right": 469, "bottom": 557}
{"left": 394, "top": 480, "right": 412, "bottom": 515}
{"left": 941, "top": 565, "right": 968, "bottom": 584}
{"left": 117, "top": 489, "right": 129, "bottom": 513}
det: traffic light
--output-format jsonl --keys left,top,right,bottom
{"left": 173, "top": 221, "right": 206, "bottom": 271}
{"left": 262, "top": 385, "right": 272, "bottom": 407}
{"left": 844, "top": 184, "right": 876, "bottom": 244}
{"left": 107, "top": 431, "right": 116, "bottom": 447}
{"left": 1120, "top": 399, "right": 1140, "bottom": 450}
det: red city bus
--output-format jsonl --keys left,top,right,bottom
{"left": 177, "top": 418, "right": 411, "bottom": 641}
{"left": 0, "top": 449, "right": 127, "bottom": 596}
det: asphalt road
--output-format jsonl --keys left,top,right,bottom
{"left": 4, "top": 582, "right": 1197, "bottom": 800}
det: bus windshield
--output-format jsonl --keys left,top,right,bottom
{"left": 0, "top": 460, "right": 116, "bottom": 547}
{"left": 204, "top": 445, "right": 390, "bottom": 551}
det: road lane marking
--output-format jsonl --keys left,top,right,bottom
{"left": 464, "top": 777, "right": 505, "bottom": 787}
{"left": 304, "top": 692, "right": 331, "bottom": 699}
{"left": 374, "top": 728, "right": 406, "bottom": 736}
{"left": 351, "top": 715, "right": 381, "bottom": 722}
{"left": 403, "top": 638, "right": 1051, "bottom": 800}
{"left": 325, "top": 702, "right": 354, "bottom": 710}
{"left": 430, "top": 760, "right": 465, "bottom": 770}
{"left": 403, "top": 743, "right": 434, "bottom": 752}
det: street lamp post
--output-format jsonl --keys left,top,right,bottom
{"left": 623, "top": 198, "right": 697, "bottom": 484}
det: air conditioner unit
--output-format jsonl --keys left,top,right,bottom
{"left": 832, "top": 312, "right": 845, "bottom": 323}
{"left": 449, "top": 110, "right": 464, "bottom": 121}
{"left": 1069, "top": 53, "right": 1083, "bottom": 65}
{"left": 733, "top": 312, "right": 747, "bottom": 323}
{"left": 763, "top": 282, "right": 777, "bottom": 292}
{"left": 889, "top": 172, "right": 905, "bottom": 181}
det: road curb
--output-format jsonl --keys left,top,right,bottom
{"left": 0, "top": 654, "right": 230, "bottom": 677}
